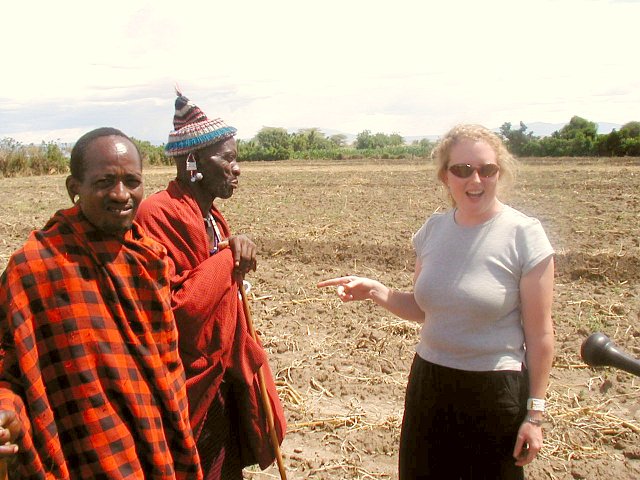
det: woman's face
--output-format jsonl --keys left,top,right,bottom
{"left": 444, "top": 138, "right": 501, "bottom": 225}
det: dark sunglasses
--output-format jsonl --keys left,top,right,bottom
{"left": 448, "top": 163, "right": 500, "bottom": 178}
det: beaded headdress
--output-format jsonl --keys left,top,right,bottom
{"left": 164, "top": 90, "right": 237, "bottom": 157}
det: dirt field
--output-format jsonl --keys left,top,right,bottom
{"left": 1, "top": 157, "right": 639, "bottom": 479}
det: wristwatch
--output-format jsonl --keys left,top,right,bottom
{"left": 525, "top": 415, "right": 543, "bottom": 426}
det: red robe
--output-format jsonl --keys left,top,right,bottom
{"left": 136, "top": 180, "right": 285, "bottom": 470}
{"left": 0, "top": 205, "right": 201, "bottom": 479}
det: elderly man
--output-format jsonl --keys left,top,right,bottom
{"left": 136, "top": 92, "right": 285, "bottom": 480}
{"left": 0, "top": 128, "right": 202, "bottom": 479}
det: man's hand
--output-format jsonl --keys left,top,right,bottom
{"left": 0, "top": 410, "right": 20, "bottom": 458}
{"left": 227, "top": 234, "right": 257, "bottom": 283}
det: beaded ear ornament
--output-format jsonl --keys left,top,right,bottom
{"left": 186, "top": 152, "right": 203, "bottom": 182}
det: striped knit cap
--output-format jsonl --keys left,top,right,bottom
{"left": 165, "top": 91, "right": 237, "bottom": 157}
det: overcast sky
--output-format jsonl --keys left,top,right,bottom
{"left": 1, "top": 0, "right": 638, "bottom": 145}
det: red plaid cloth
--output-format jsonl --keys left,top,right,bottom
{"left": 0, "top": 205, "right": 202, "bottom": 479}
{"left": 137, "top": 180, "right": 286, "bottom": 471}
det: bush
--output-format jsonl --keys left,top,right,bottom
{"left": 132, "top": 138, "right": 171, "bottom": 166}
{"left": 0, "top": 138, "right": 70, "bottom": 177}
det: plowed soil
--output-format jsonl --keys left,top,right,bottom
{"left": 1, "top": 157, "right": 639, "bottom": 479}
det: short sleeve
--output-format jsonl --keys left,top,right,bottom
{"left": 412, "top": 221, "right": 429, "bottom": 253}
{"left": 412, "top": 213, "right": 446, "bottom": 256}
{"left": 517, "top": 218, "right": 554, "bottom": 275}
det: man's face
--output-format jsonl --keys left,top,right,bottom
{"left": 67, "top": 135, "right": 144, "bottom": 237}
{"left": 198, "top": 137, "right": 239, "bottom": 200}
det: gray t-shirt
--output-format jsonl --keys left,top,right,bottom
{"left": 412, "top": 205, "right": 554, "bottom": 372}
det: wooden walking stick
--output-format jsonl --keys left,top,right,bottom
{"left": 0, "top": 458, "right": 7, "bottom": 480}
{"left": 238, "top": 281, "right": 287, "bottom": 480}
{"left": 218, "top": 240, "right": 286, "bottom": 479}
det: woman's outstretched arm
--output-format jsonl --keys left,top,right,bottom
{"left": 317, "top": 259, "right": 425, "bottom": 322}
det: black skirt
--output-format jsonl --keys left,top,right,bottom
{"left": 398, "top": 354, "right": 528, "bottom": 480}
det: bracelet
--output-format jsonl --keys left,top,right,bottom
{"left": 526, "top": 397, "right": 546, "bottom": 412}
{"left": 525, "top": 415, "right": 544, "bottom": 426}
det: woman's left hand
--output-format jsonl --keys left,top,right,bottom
{"left": 513, "top": 420, "right": 543, "bottom": 466}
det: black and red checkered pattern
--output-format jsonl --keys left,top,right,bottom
{"left": 0, "top": 205, "right": 202, "bottom": 479}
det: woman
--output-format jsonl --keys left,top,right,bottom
{"left": 318, "top": 124, "right": 554, "bottom": 479}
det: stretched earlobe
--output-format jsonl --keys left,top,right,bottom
{"left": 186, "top": 152, "right": 203, "bottom": 182}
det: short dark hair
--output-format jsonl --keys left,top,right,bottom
{"left": 69, "top": 127, "right": 141, "bottom": 180}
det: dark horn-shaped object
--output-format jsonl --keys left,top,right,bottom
{"left": 581, "top": 332, "right": 640, "bottom": 377}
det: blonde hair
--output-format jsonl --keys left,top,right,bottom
{"left": 431, "top": 124, "right": 517, "bottom": 206}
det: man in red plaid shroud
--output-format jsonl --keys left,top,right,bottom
{"left": 0, "top": 128, "right": 202, "bottom": 479}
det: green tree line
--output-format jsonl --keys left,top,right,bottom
{"left": 500, "top": 117, "right": 640, "bottom": 157}
{"left": 1, "top": 116, "right": 639, "bottom": 177}
{"left": 0, "top": 137, "right": 171, "bottom": 177}
{"left": 238, "top": 127, "right": 432, "bottom": 161}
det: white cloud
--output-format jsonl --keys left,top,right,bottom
{"left": 1, "top": 0, "right": 639, "bottom": 144}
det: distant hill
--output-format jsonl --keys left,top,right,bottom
{"left": 418, "top": 122, "right": 623, "bottom": 141}
{"left": 404, "top": 134, "right": 441, "bottom": 143}
{"left": 522, "top": 121, "right": 621, "bottom": 137}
